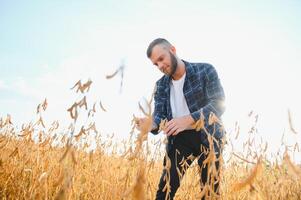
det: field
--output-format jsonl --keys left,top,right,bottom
{"left": 0, "top": 80, "right": 300, "bottom": 200}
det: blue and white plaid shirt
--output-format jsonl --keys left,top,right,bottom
{"left": 151, "top": 60, "right": 225, "bottom": 139}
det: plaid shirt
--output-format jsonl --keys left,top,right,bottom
{"left": 151, "top": 60, "right": 225, "bottom": 139}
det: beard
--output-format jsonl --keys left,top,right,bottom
{"left": 169, "top": 52, "right": 178, "bottom": 77}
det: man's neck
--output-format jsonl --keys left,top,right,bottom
{"left": 172, "top": 60, "right": 186, "bottom": 80}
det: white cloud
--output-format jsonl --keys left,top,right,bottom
{"left": 4, "top": 48, "right": 156, "bottom": 141}
{"left": 0, "top": 79, "right": 8, "bottom": 90}
{"left": 12, "top": 77, "right": 42, "bottom": 98}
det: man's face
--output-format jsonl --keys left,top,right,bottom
{"left": 150, "top": 44, "right": 177, "bottom": 77}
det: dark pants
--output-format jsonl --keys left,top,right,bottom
{"left": 155, "top": 130, "right": 222, "bottom": 200}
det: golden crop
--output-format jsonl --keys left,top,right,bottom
{"left": 0, "top": 79, "right": 300, "bottom": 200}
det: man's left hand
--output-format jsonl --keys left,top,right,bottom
{"left": 164, "top": 115, "right": 195, "bottom": 136}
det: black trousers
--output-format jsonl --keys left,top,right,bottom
{"left": 155, "top": 130, "right": 222, "bottom": 200}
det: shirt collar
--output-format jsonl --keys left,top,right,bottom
{"left": 183, "top": 60, "right": 194, "bottom": 81}
{"left": 162, "top": 60, "right": 194, "bottom": 85}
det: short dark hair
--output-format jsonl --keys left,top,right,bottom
{"left": 146, "top": 38, "right": 172, "bottom": 58}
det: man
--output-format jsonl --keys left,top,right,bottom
{"left": 136, "top": 38, "right": 225, "bottom": 200}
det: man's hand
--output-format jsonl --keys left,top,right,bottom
{"left": 164, "top": 115, "right": 195, "bottom": 136}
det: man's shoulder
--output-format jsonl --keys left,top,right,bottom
{"left": 155, "top": 74, "right": 169, "bottom": 86}
{"left": 185, "top": 61, "right": 215, "bottom": 77}
{"left": 187, "top": 61, "right": 214, "bottom": 71}
{"left": 154, "top": 75, "right": 169, "bottom": 96}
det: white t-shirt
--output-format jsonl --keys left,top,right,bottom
{"left": 170, "top": 73, "right": 190, "bottom": 118}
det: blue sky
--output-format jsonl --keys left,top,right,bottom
{"left": 1, "top": 0, "right": 300, "bottom": 79}
{"left": 1, "top": 0, "right": 301, "bottom": 160}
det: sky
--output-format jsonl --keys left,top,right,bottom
{"left": 0, "top": 0, "right": 300, "bottom": 161}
